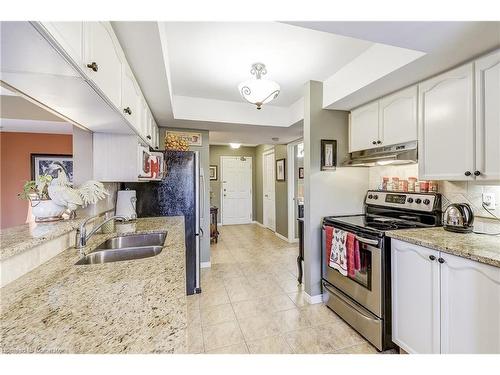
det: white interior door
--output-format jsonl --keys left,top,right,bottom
{"left": 221, "top": 156, "right": 252, "bottom": 225}
{"left": 263, "top": 151, "right": 276, "bottom": 231}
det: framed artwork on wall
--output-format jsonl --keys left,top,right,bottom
{"left": 320, "top": 139, "right": 337, "bottom": 171}
{"left": 276, "top": 158, "right": 286, "bottom": 181}
{"left": 209, "top": 165, "right": 218, "bottom": 181}
{"left": 166, "top": 131, "right": 202, "bottom": 146}
{"left": 31, "top": 154, "right": 73, "bottom": 184}
{"left": 298, "top": 167, "right": 304, "bottom": 179}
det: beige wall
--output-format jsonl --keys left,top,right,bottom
{"left": 303, "top": 81, "right": 369, "bottom": 297}
{"left": 209, "top": 145, "right": 257, "bottom": 222}
{"left": 274, "top": 144, "right": 288, "bottom": 238}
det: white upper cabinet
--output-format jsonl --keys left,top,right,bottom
{"left": 391, "top": 239, "right": 441, "bottom": 354}
{"left": 84, "top": 22, "right": 123, "bottom": 108}
{"left": 121, "top": 62, "right": 143, "bottom": 133}
{"left": 475, "top": 50, "right": 500, "bottom": 180}
{"left": 40, "top": 22, "right": 84, "bottom": 67}
{"left": 418, "top": 63, "right": 475, "bottom": 181}
{"left": 379, "top": 86, "right": 417, "bottom": 146}
{"left": 440, "top": 251, "right": 500, "bottom": 354}
{"left": 349, "top": 101, "right": 380, "bottom": 152}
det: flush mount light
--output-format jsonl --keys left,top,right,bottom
{"left": 230, "top": 143, "right": 241, "bottom": 149}
{"left": 238, "top": 63, "right": 280, "bottom": 110}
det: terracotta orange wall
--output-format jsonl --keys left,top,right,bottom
{"left": 0, "top": 132, "right": 72, "bottom": 229}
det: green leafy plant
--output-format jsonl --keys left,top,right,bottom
{"left": 19, "top": 175, "right": 53, "bottom": 200}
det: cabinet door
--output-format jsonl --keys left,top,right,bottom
{"left": 379, "top": 86, "right": 417, "bottom": 146}
{"left": 418, "top": 63, "right": 475, "bottom": 180}
{"left": 41, "top": 22, "right": 84, "bottom": 66}
{"left": 85, "top": 22, "right": 123, "bottom": 108}
{"left": 440, "top": 252, "right": 500, "bottom": 354}
{"left": 349, "top": 101, "right": 380, "bottom": 152}
{"left": 121, "top": 63, "right": 143, "bottom": 133}
{"left": 391, "top": 239, "right": 441, "bottom": 353}
{"left": 475, "top": 50, "right": 500, "bottom": 180}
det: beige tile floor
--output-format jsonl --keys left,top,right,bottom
{"left": 186, "top": 224, "right": 390, "bottom": 354}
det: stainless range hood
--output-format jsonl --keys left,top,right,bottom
{"left": 344, "top": 141, "right": 417, "bottom": 167}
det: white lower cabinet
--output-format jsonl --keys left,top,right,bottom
{"left": 392, "top": 239, "right": 500, "bottom": 353}
{"left": 440, "top": 251, "right": 500, "bottom": 354}
{"left": 391, "top": 239, "right": 440, "bottom": 353}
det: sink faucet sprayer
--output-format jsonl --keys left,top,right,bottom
{"left": 76, "top": 215, "right": 126, "bottom": 256}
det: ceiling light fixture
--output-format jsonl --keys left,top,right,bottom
{"left": 230, "top": 143, "right": 241, "bottom": 149}
{"left": 238, "top": 63, "right": 280, "bottom": 110}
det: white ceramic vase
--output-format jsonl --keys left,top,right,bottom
{"left": 31, "top": 199, "right": 66, "bottom": 222}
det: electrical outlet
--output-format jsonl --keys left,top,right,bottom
{"left": 482, "top": 193, "right": 496, "bottom": 210}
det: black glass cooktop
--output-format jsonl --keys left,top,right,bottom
{"left": 323, "top": 214, "right": 427, "bottom": 233}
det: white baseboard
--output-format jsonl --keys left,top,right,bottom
{"left": 217, "top": 222, "right": 222, "bottom": 226}
{"left": 275, "top": 232, "right": 289, "bottom": 242}
{"left": 200, "top": 261, "right": 211, "bottom": 268}
{"left": 289, "top": 238, "right": 299, "bottom": 243}
{"left": 252, "top": 220, "right": 266, "bottom": 228}
{"left": 305, "top": 292, "right": 324, "bottom": 305}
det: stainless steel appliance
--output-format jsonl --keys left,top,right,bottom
{"left": 443, "top": 203, "right": 474, "bottom": 233}
{"left": 124, "top": 151, "right": 204, "bottom": 295}
{"left": 344, "top": 141, "right": 417, "bottom": 167}
{"left": 322, "top": 190, "right": 442, "bottom": 351}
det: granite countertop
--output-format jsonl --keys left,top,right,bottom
{"left": 0, "top": 215, "right": 102, "bottom": 261}
{"left": 1, "top": 216, "right": 187, "bottom": 354}
{"left": 387, "top": 222, "right": 500, "bottom": 268}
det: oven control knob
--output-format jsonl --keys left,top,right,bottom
{"left": 415, "top": 198, "right": 422, "bottom": 204}
{"left": 373, "top": 194, "right": 378, "bottom": 200}
{"left": 407, "top": 198, "right": 414, "bottom": 203}
{"left": 368, "top": 194, "right": 373, "bottom": 199}
{"left": 423, "top": 199, "right": 431, "bottom": 205}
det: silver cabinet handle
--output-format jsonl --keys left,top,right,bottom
{"left": 355, "top": 235, "right": 379, "bottom": 246}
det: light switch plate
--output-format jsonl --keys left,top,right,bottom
{"left": 482, "top": 193, "right": 496, "bottom": 210}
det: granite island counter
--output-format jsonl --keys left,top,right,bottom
{"left": 1, "top": 216, "right": 188, "bottom": 354}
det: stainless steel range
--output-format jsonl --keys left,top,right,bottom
{"left": 322, "top": 190, "right": 442, "bottom": 351}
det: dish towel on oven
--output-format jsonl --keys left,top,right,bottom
{"left": 324, "top": 226, "right": 334, "bottom": 266}
{"left": 346, "top": 232, "right": 357, "bottom": 278}
{"left": 329, "top": 228, "right": 348, "bottom": 276}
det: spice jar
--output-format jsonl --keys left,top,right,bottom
{"left": 429, "top": 181, "right": 438, "bottom": 192}
{"left": 401, "top": 180, "right": 409, "bottom": 192}
{"left": 408, "top": 177, "right": 417, "bottom": 192}
{"left": 392, "top": 177, "right": 400, "bottom": 191}
{"left": 419, "top": 181, "right": 429, "bottom": 193}
{"left": 382, "top": 177, "right": 389, "bottom": 191}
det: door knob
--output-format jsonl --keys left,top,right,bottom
{"left": 464, "top": 171, "right": 472, "bottom": 176}
{"left": 377, "top": 140, "right": 382, "bottom": 144}
{"left": 474, "top": 171, "right": 481, "bottom": 176}
{"left": 429, "top": 255, "right": 436, "bottom": 261}
{"left": 123, "top": 107, "right": 132, "bottom": 115}
{"left": 438, "top": 257, "right": 445, "bottom": 264}
{"left": 86, "top": 62, "right": 98, "bottom": 72}
{"left": 372, "top": 141, "right": 377, "bottom": 145}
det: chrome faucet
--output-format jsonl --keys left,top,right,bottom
{"left": 76, "top": 215, "right": 126, "bottom": 255}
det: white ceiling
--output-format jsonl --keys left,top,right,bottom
{"left": 112, "top": 21, "right": 499, "bottom": 145}
{"left": 286, "top": 21, "right": 500, "bottom": 109}
{"left": 163, "top": 22, "right": 373, "bottom": 107}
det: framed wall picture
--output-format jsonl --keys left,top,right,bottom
{"left": 320, "top": 139, "right": 337, "bottom": 171}
{"left": 166, "top": 131, "right": 202, "bottom": 146}
{"left": 276, "top": 158, "right": 286, "bottom": 181}
{"left": 298, "top": 167, "right": 304, "bottom": 179}
{"left": 209, "top": 165, "right": 218, "bottom": 181}
{"left": 31, "top": 154, "right": 73, "bottom": 184}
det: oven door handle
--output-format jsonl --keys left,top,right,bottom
{"left": 355, "top": 235, "right": 379, "bottom": 246}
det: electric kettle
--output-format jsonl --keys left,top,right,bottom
{"left": 443, "top": 203, "right": 474, "bottom": 233}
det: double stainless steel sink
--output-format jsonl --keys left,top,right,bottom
{"left": 75, "top": 232, "right": 167, "bottom": 265}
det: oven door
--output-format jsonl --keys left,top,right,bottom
{"left": 322, "top": 225, "right": 382, "bottom": 317}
